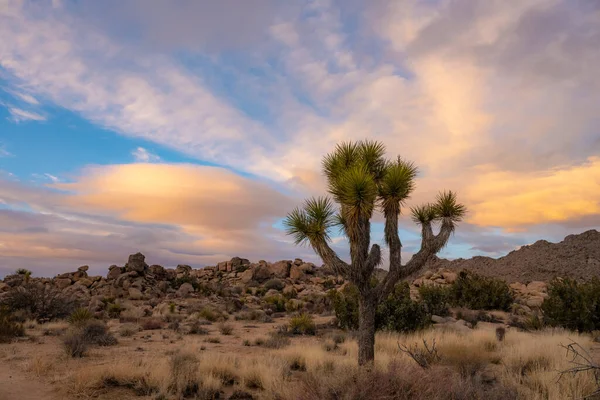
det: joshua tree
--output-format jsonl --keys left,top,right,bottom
{"left": 284, "top": 140, "right": 466, "bottom": 366}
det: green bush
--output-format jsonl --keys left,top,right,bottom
{"left": 542, "top": 278, "right": 600, "bottom": 332}
{"left": 328, "top": 286, "right": 360, "bottom": 330}
{"left": 264, "top": 279, "right": 285, "bottom": 291}
{"left": 289, "top": 313, "right": 316, "bottom": 335}
{"left": 330, "top": 282, "right": 431, "bottom": 333}
{"left": 449, "top": 270, "right": 513, "bottom": 311}
{"left": 68, "top": 308, "right": 93, "bottom": 326}
{"left": 0, "top": 306, "right": 25, "bottom": 343}
{"left": 264, "top": 295, "right": 286, "bottom": 312}
{"left": 418, "top": 285, "right": 451, "bottom": 316}
{"left": 376, "top": 283, "right": 431, "bottom": 333}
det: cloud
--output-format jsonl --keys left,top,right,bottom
{"left": 0, "top": 0, "right": 599, "bottom": 273}
{"left": 6, "top": 107, "right": 46, "bottom": 122}
{"left": 4, "top": 89, "right": 39, "bottom": 105}
{"left": 131, "top": 147, "right": 160, "bottom": 163}
{"left": 465, "top": 157, "right": 600, "bottom": 229}
{"left": 0, "top": 1, "right": 286, "bottom": 179}
{"left": 0, "top": 163, "right": 317, "bottom": 276}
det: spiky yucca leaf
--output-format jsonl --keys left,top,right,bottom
{"left": 410, "top": 203, "right": 437, "bottom": 225}
{"left": 379, "top": 158, "right": 418, "bottom": 211}
{"left": 434, "top": 190, "right": 466, "bottom": 223}
{"left": 328, "top": 165, "right": 377, "bottom": 214}
{"left": 283, "top": 197, "right": 336, "bottom": 246}
{"left": 322, "top": 142, "right": 360, "bottom": 182}
{"left": 358, "top": 140, "right": 387, "bottom": 180}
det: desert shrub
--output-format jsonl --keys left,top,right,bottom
{"left": 16, "top": 268, "right": 32, "bottom": 275}
{"left": 235, "top": 309, "right": 270, "bottom": 322}
{"left": 169, "top": 352, "right": 200, "bottom": 396}
{"left": 107, "top": 303, "right": 124, "bottom": 318}
{"left": 285, "top": 299, "right": 301, "bottom": 312}
{"left": 68, "top": 308, "right": 93, "bottom": 326}
{"left": 81, "top": 320, "right": 118, "bottom": 346}
{"left": 449, "top": 270, "right": 513, "bottom": 311}
{"left": 264, "top": 279, "right": 285, "bottom": 291}
{"left": 330, "top": 282, "right": 430, "bottom": 333}
{"left": 242, "top": 339, "right": 251, "bottom": 346}
{"left": 294, "top": 361, "right": 517, "bottom": 400}
{"left": 283, "top": 288, "right": 298, "bottom": 300}
{"left": 418, "top": 285, "right": 451, "bottom": 316}
{"left": 264, "top": 295, "right": 286, "bottom": 312}
{"left": 188, "top": 321, "right": 209, "bottom": 335}
{"left": 197, "top": 306, "right": 225, "bottom": 322}
{"left": 268, "top": 332, "right": 292, "bottom": 348}
{"left": 119, "top": 307, "right": 145, "bottom": 323}
{"left": 376, "top": 283, "right": 431, "bottom": 333}
{"left": 218, "top": 322, "right": 233, "bottom": 335}
{"left": 542, "top": 278, "right": 600, "bottom": 332}
{"left": 328, "top": 286, "right": 360, "bottom": 330}
{"left": 205, "top": 337, "right": 221, "bottom": 344}
{"left": 141, "top": 318, "right": 164, "bottom": 330}
{"left": 63, "top": 330, "right": 89, "bottom": 357}
{"left": 1, "top": 282, "right": 78, "bottom": 321}
{"left": 0, "top": 306, "right": 25, "bottom": 343}
{"left": 289, "top": 313, "right": 316, "bottom": 335}
{"left": 119, "top": 323, "right": 141, "bottom": 337}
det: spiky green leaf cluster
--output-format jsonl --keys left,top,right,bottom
{"left": 283, "top": 197, "right": 336, "bottom": 246}
{"left": 410, "top": 190, "right": 466, "bottom": 226}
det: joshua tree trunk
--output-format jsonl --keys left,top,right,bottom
{"left": 358, "top": 294, "right": 377, "bottom": 366}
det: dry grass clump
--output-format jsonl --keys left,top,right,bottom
{"left": 218, "top": 322, "right": 234, "bottom": 335}
{"left": 118, "top": 306, "right": 145, "bottom": 323}
{"left": 119, "top": 323, "right": 142, "bottom": 337}
{"left": 188, "top": 320, "right": 209, "bottom": 335}
{"left": 140, "top": 317, "right": 164, "bottom": 330}
{"left": 62, "top": 320, "right": 117, "bottom": 357}
{"left": 62, "top": 330, "right": 88, "bottom": 358}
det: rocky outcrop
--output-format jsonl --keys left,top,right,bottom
{"left": 421, "top": 229, "right": 600, "bottom": 282}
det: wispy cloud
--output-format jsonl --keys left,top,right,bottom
{"left": 132, "top": 147, "right": 161, "bottom": 163}
{"left": 7, "top": 107, "right": 46, "bottom": 122}
{"left": 5, "top": 89, "right": 39, "bottom": 105}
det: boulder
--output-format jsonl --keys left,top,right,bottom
{"left": 240, "top": 269, "right": 254, "bottom": 284}
{"left": 217, "top": 261, "right": 228, "bottom": 272}
{"left": 76, "top": 278, "right": 93, "bottom": 288}
{"left": 269, "top": 260, "right": 291, "bottom": 279}
{"left": 128, "top": 288, "right": 143, "bottom": 300}
{"left": 253, "top": 264, "right": 273, "bottom": 282}
{"left": 526, "top": 296, "right": 544, "bottom": 308}
{"left": 125, "top": 252, "right": 148, "bottom": 273}
{"left": 55, "top": 278, "right": 72, "bottom": 289}
{"left": 148, "top": 265, "right": 166, "bottom": 279}
{"left": 176, "top": 283, "right": 194, "bottom": 298}
{"left": 176, "top": 264, "right": 192, "bottom": 278}
{"left": 526, "top": 281, "right": 547, "bottom": 293}
{"left": 107, "top": 265, "right": 122, "bottom": 280}
{"left": 78, "top": 265, "right": 89, "bottom": 272}
{"left": 230, "top": 257, "right": 250, "bottom": 271}
{"left": 290, "top": 263, "right": 312, "bottom": 281}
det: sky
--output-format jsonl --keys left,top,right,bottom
{"left": 0, "top": 0, "right": 599, "bottom": 277}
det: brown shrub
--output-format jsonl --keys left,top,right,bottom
{"left": 140, "top": 318, "right": 164, "bottom": 330}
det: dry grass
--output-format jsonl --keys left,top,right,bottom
{"left": 5, "top": 318, "right": 599, "bottom": 400}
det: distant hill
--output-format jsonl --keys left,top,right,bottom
{"left": 421, "top": 229, "right": 600, "bottom": 283}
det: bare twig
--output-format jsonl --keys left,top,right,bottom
{"left": 557, "top": 341, "right": 600, "bottom": 399}
{"left": 398, "top": 339, "right": 441, "bottom": 369}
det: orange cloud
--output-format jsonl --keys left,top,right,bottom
{"left": 56, "top": 163, "right": 291, "bottom": 232}
{"left": 465, "top": 157, "right": 600, "bottom": 228}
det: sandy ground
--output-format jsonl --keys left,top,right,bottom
{"left": 0, "top": 315, "right": 334, "bottom": 400}
{"left": 0, "top": 361, "right": 62, "bottom": 400}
